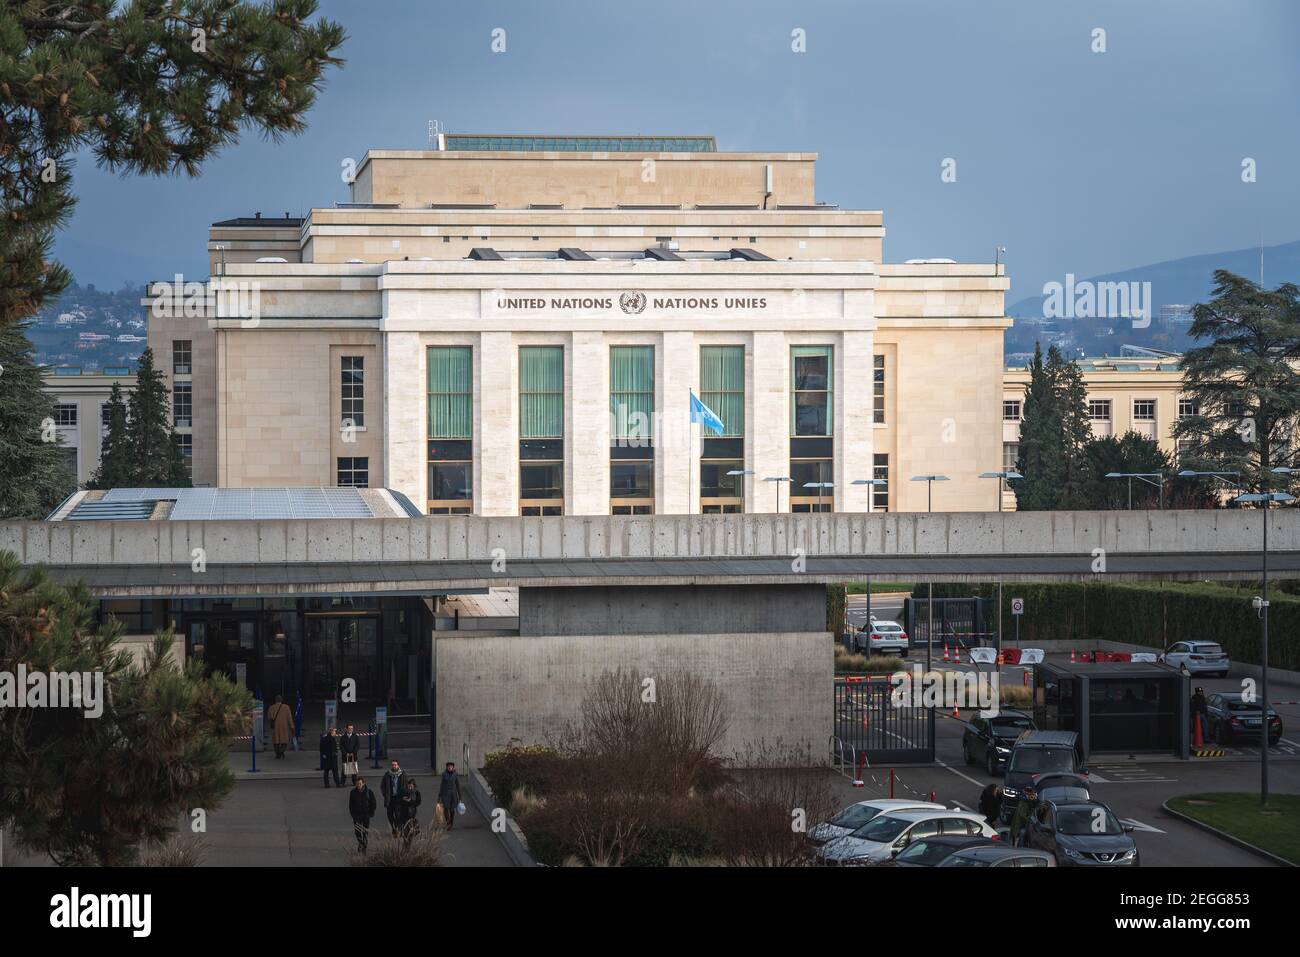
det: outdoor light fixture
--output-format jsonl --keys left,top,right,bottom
{"left": 909, "top": 474, "right": 950, "bottom": 513}
{"left": 979, "top": 470, "right": 1023, "bottom": 512}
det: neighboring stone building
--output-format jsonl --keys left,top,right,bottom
{"left": 40, "top": 366, "right": 137, "bottom": 491}
{"left": 149, "top": 134, "right": 1012, "bottom": 513}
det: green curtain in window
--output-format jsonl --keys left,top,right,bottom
{"left": 610, "top": 346, "right": 654, "bottom": 439}
{"left": 428, "top": 346, "right": 472, "bottom": 438}
{"left": 700, "top": 345, "right": 744, "bottom": 437}
{"left": 520, "top": 346, "right": 563, "bottom": 438}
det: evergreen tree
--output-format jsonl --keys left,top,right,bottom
{"left": 1083, "top": 432, "right": 1173, "bottom": 509}
{"left": 1050, "top": 348, "right": 1096, "bottom": 507}
{"left": 1014, "top": 344, "right": 1067, "bottom": 510}
{"left": 86, "top": 381, "right": 130, "bottom": 489}
{"left": 0, "top": 553, "right": 251, "bottom": 865}
{"left": 0, "top": 3, "right": 346, "bottom": 332}
{"left": 0, "top": 320, "right": 75, "bottom": 518}
{"left": 1171, "top": 270, "right": 1300, "bottom": 497}
{"left": 125, "top": 348, "right": 191, "bottom": 487}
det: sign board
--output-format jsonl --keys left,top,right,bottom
{"left": 234, "top": 662, "right": 247, "bottom": 689}
{"left": 1011, "top": 598, "right": 1025, "bottom": 616}
{"left": 968, "top": 647, "right": 997, "bottom": 665}
{"left": 1018, "top": 648, "right": 1045, "bottom": 665}
{"left": 375, "top": 706, "right": 388, "bottom": 726}
{"left": 324, "top": 699, "right": 338, "bottom": 731}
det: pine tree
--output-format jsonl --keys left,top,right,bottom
{"left": 0, "top": 320, "right": 75, "bottom": 518}
{"left": 124, "top": 348, "right": 191, "bottom": 487}
{"left": 86, "top": 381, "right": 130, "bottom": 489}
{"left": 1013, "top": 344, "right": 1067, "bottom": 510}
{"left": 1049, "top": 348, "right": 1096, "bottom": 507}
{"left": 0, "top": 3, "right": 346, "bottom": 331}
{"left": 1083, "top": 432, "right": 1173, "bottom": 509}
{"left": 0, "top": 553, "right": 252, "bottom": 865}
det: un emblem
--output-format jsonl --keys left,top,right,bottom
{"left": 619, "top": 291, "right": 647, "bottom": 315}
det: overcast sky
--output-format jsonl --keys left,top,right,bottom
{"left": 58, "top": 0, "right": 1300, "bottom": 301}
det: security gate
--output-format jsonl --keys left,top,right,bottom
{"left": 903, "top": 596, "right": 995, "bottom": 653}
{"left": 833, "top": 677, "right": 934, "bottom": 765}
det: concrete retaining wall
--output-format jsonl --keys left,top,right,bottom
{"left": 433, "top": 630, "right": 832, "bottom": 768}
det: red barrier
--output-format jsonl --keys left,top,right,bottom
{"left": 1002, "top": 648, "right": 1022, "bottom": 665}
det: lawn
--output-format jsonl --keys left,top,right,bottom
{"left": 1166, "top": 792, "right": 1300, "bottom": 865}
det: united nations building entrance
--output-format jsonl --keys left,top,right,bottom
{"left": 304, "top": 614, "right": 382, "bottom": 702}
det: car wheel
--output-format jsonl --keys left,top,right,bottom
{"left": 986, "top": 752, "right": 997, "bottom": 776}
{"left": 963, "top": 742, "right": 972, "bottom": 765}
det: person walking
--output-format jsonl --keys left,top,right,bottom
{"left": 396, "top": 777, "right": 422, "bottom": 847}
{"left": 381, "top": 759, "right": 406, "bottom": 838}
{"left": 340, "top": 723, "right": 361, "bottom": 783}
{"left": 320, "top": 726, "right": 342, "bottom": 788}
{"left": 438, "top": 761, "right": 463, "bottom": 831}
{"left": 978, "top": 782, "right": 1002, "bottom": 824}
{"left": 348, "top": 776, "right": 378, "bottom": 854}
{"left": 266, "top": 694, "right": 294, "bottom": 759}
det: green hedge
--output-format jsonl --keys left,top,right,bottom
{"left": 913, "top": 582, "right": 1300, "bottom": 670}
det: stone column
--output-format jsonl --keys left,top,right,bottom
{"left": 567, "top": 331, "right": 609, "bottom": 515}
{"left": 657, "top": 330, "right": 695, "bottom": 514}
{"left": 836, "top": 330, "right": 876, "bottom": 512}
{"left": 476, "top": 331, "right": 517, "bottom": 515}
{"left": 749, "top": 331, "right": 788, "bottom": 513}
{"left": 383, "top": 330, "right": 426, "bottom": 507}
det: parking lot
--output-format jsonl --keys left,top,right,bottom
{"left": 829, "top": 650, "right": 1300, "bottom": 867}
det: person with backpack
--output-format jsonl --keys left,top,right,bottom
{"left": 348, "top": 776, "right": 378, "bottom": 853}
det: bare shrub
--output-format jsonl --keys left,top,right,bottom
{"left": 348, "top": 826, "right": 447, "bottom": 867}
{"left": 135, "top": 833, "right": 207, "bottom": 867}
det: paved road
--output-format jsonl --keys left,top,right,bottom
{"left": 830, "top": 657, "right": 1300, "bottom": 867}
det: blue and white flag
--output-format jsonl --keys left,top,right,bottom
{"left": 689, "top": 391, "right": 725, "bottom": 435}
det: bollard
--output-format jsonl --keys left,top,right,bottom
{"left": 889, "top": 767, "right": 895, "bottom": 798}
{"left": 370, "top": 721, "right": 380, "bottom": 769}
{"left": 248, "top": 734, "right": 259, "bottom": 774}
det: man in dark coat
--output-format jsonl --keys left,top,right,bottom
{"left": 348, "top": 776, "right": 378, "bottom": 853}
{"left": 1191, "top": 686, "right": 1209, "bottom": 739}
{"left": 978, "top": 782, "right": 1002, "bottom": 824}
{"left": 320, "top": 727, "right": 342, "bottom": 788}
{"left": 396, "top": 778, "right": 422, "bottom": 846}
{"left": 381, "top": 759, "right": 406, "bottom": 837}
{"left": 438, "top": 761, "right": 462, "bottom": 830}
{"left": 339, "top": 723, "right": 362, "bottom": 783}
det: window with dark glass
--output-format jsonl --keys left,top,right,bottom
{"left": 873, "top": 453, "right": 889, "bottom": 511}
{"left": 173, "top": 339, "right": 192, "bottom": 376}
{"left": 53, "top": 403, "right": 78, "bottom": 426}
{"left": 790, "top": 346, "right": 833, "bottom": 511}
{"left": 700, "top": 345, "right": 744, "bottom": 512}
{"left": 427, "top": 347, "right": 472, "bottom": 514}
{"left": 172, "top": 382, "right": 191, "bottom": 428}
{"left": 520, "top": 346, "right": 563, "bottom": 515}
{"left": 337, "top": 456, "right": 368, "bottom": 488}
{"left": 873, "top": 354, "right": 886, "bottom": 424}
{"left": 610, "top": 345, "right": 654, "bottom": 514}
{"left": 342, "top": 356, "right": 365, "bottom": 428}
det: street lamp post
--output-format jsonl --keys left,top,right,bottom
{"left": 851, "top": 477, "right": 886, "bottom": 512}
{"left": 1104, "top": 471, "right": 1165, "bottom": 510}
{"left": 762, "top": 475, "right": 792, "bottom": 513}
{"left": 908, "top": 475, "right": 949, "bottom": 715}
{"left": 979, "top": 470, "right": 1023, "bottom": 512}
{"left": 1235, "top": 474, "right": 1296, "bottom": 807}
{"left": 909, "top": 474, "right": 951, "bottom": 513}
{"left": 726, "top": 468, "right": 754, "bottom": 514}
{"left": 803, "top": 481, "right": 834, "bottom": 513}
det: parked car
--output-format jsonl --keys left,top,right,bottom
{"left": 1028, "top": 773, "right": 1092, "bottom": 806}
{"left": 1000, "top": 731, "right": 1087, "bottom": 822}
{"left": 1159, "top": 640, "right": 1230, "bottom": 678}
{"left": 816, "top": 809, "right": 998, "bottom": 866}
{"left": 1023, "top": 799, "right": 1139, "bottom": 866}
{"left": 883, "top": 835, "right": 997, "bottom": 867}
{"left": 808, "top": 798, "right": 945, "bottom": 846}
{"left": 1205, "top": 692, "right": 1283, "bottom": 746}
{"left": 937, "top": 845, "right": 1057, "bottom": 867}
{"left": 962, "top": 709, "right": 1037, "bottom": 775}
{"left": 856, "top": 619, "right": 909, "bottom": 656}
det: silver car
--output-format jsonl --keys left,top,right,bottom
{"left": 1159, "top": 640, "right": 1229, "bottom": 677}
{"left": 808, "top": 798, "right": 945, "bottom": 845}
{"left": 817, "top": 809, "right": 998, "bottom": 866}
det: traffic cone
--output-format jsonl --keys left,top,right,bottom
{"left": 996, "top": 652, "right": 1005, "bottom": 666}
{"left": 952, "top": 702, "right": 960, "bottom": 718}
{"left": 942, "top": 644, "right": 950, "bottom": 662}
{"left": 1070, "top": 648, "right": 1077, "bottom": 663}
{"left": 1192, "top": 713, "right": 1204, "bottom": 748}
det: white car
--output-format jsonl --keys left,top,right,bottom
{"left": 1159, "top": 640, "right": 1230, "bottom": 677}
{"left": 808, "top": 798, "right": 946, "bottom": 846}
{"left": 817, "top": 809, "right": 998, "bottom": 866}
{"left": 860, "top": 619, "right": 909, "bottom": 656}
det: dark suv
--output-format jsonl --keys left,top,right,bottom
{"left": 962, "top": 709, "right": 1036, "bottom": 775}
{"left": 1000, "top": 731, "right": 1086, "bottom": 822}
{"left": 1024, "top": 799, "right": 1139, "bottom": 866}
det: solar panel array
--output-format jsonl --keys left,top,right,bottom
{"left": 98, "top": 487, "right": 375, "bottom": 520}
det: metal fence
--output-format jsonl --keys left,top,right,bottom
{"left": 833, "top": 677, "right": 934, "bottom": 765}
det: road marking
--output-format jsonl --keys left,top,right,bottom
{"left": 1119, "top": 818, "right": 1166, "bottom": 834}
{"left": 935, "top": 758, "right": 986, "bottom": 789}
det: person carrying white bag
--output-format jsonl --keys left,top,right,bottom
{"left": 438, "top": 761, "right": 465, "bottom": 830}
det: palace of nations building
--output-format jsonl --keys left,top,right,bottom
{"left": 147, "top": 133, "right": 1011, "bottom": 516}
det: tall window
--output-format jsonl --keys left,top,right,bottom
{"left": 173, "top": 339, "right": 192, "bottom": 376}
{"left": 172, "top": 382, "right": 192, "bottom": 428}
{"left": 337, "top": 457, "right": 369, "bottom": 488}
{"left": 520, "top": 346, "right": 564, "bottom": 515}
{"left": 700, "top": 345, "right": 744, "bottom": 512}
{"left": 427, "top": 346, "right": 473, "bottom": 514}
{"left": 610, "top": 345, "right": 654, "bottom": 514}
{"left": 873, "top": 354, "right": 886, "bottom": 424}
{"left": 791, "top": 346, "right": 833, "bottom": 512}
{"left": 342, "top": 356, "right": 365, "bottom": 429}
{"left": 177, "top": 433, "right": 193, "bottom": 473}
{"left": 872, "top": 453, "right": 889, "bottom": 512}
{"left": 1003, "top": 442, "right": 1019, "bottom": 471}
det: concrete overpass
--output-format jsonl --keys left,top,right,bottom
{"left": 3, "top": 510, "right": 1297, "bottom": 597}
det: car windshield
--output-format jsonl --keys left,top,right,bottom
{"left": 1008, "top": 746, "right": 1074, "bottom": 773}
{"left": 1039, "top": 787, "right": 1089, "bottom": 803}
{"left": 1055, "top": 807, "right": 1122, "bottom": 836}
{"left": 850, "top": 814, "right": 913, "bottom": 842}
{"left": 991, "top": 717, "right": 1034, "bottom": 735}
{"left": 1225, "top": 700, "right": 1261, "bottom": 712}
{"left": 940, "top": 854, "right": 993, "bottom": 867}
{"left": 898, "top": 840, "right": 964, "bottom": 865}
{"left": 828, "top": 804, "right": 883, "bottom": 828}
{"left": 874, "top": 624, "right": 902, "bottom": 633}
